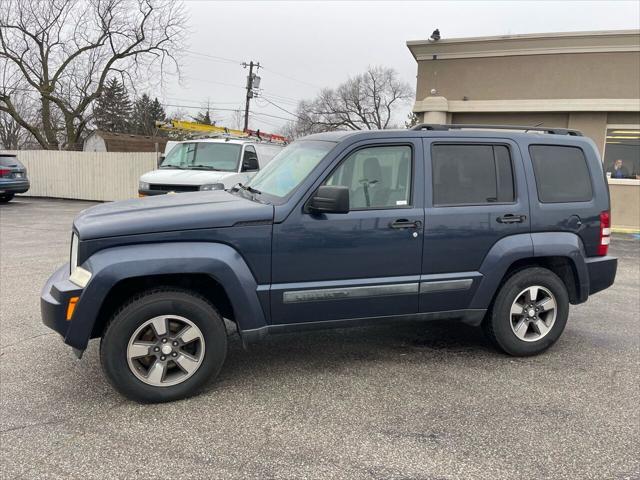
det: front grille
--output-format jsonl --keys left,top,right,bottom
{"left": 149, "top": 184, "right": 200, "bottom": 192}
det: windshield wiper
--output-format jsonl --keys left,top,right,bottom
{"left": 190, "top": 165, "right": 221, "bottom": 171}
{"left": 159, "top": 165, "right": 186, "bottom": 169}
{"left": 231, "top": 183, "right": 264, "bottom": 201}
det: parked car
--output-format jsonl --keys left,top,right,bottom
{"left": 0, "top": 154, "right": 29, "bottom": 202}
{"left": 41, "top": 124, "right": 617, "bottom": 403}
{"left": 138, "top": 138, "right": 283, "bottom": 195}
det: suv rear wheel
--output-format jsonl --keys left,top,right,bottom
{"left": 100, "top": 288, "right": 227, "bottom": 403}
{"left": 483, "top": 267, "right": 569, "bottom": 356}
{"left": 0, "top": 193, "right": 15, "bottom": 203}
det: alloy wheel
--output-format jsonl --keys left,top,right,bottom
{"left": 126, "top": 315, "right": 205, "bottom": 386}
{"left": 509, "top": 285, "right": 557, "bottom": 342}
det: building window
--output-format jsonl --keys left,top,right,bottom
{"left": 604, "top": 126, "right": 640, "bottom": 180}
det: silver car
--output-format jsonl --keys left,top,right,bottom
{"left": 0, "top": 154, "right": 29, "bottom": 202}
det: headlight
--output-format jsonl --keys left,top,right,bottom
{"left": 139, "top": 181, "right": 150, "bottom": 190}
{"left": 200, "top": 183, "right": 225, "bottom": 191}
{"left": 69, "top": 233, "right": 91, "bottom": 288}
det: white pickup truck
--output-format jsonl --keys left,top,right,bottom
{"left": 138, "top": 138, "right": 283, "bottom": 195}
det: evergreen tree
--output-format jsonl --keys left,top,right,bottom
{"left": 192, "top": 108, "right": 213, "bottom": 125}
{"left": 93, "top": 78, "right": 132, "bottom": 133}
{"left": 132, "top": 94, "right": 166, "bottom": 136}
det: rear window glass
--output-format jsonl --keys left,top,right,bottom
{"left": 0, "top": 156, "right": 22, "bottom": 167}
{"left": 432, "top": 144, "right": 515, "bottom": 206}
{"left": 529, "top": 145, "right": 592, "bottom": 203}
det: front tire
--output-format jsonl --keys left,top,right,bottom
{"left": 100, "top": 288, "right": 227, "bottom": 403}
{"left": 483, "top": 267, "right": 569, "bottom": 356}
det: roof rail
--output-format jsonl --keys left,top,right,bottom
{"left": 411, "top": 123, "right": 583, "bottom": 136}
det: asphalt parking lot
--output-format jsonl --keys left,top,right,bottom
{"left": 1, "top": 197, "right": 639, "bottom": 480}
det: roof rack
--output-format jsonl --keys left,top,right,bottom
{"left": 411, "top": 123, "right": 583, "bottom": 136}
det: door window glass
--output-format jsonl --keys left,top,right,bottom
{"left": 529, "top": 145, "right": 593, "bottom": 203}
{"left": 432, "top": 144, "right": 515, "bottom": 206}
{"left": 242, "top": 145, "right": 259, "bottom": 171}
{"left": 324, "top": 145, "right": 412, "bottom": 209}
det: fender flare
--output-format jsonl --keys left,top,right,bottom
{"left": 66, "top": 242, "right": 267, "bottom": 350}
{"left": 469, "top": 232, "right": 588, "bottom": 310}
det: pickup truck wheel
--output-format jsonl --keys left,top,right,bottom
{"left": 100, "top": 288, "right": 227, "bottom": 403}
{"left": 483, "top": 267, "right": 569, "bottom": 356}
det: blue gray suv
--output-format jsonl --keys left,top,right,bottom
{"left": 41, "top": 124, "right": 617, "bottom": 403}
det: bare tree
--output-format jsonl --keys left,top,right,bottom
{"left": 0, "top": 90, "right": 36, "bottom": 149}
{"left": 0, "top": 0, "right": 186, "bottom": 150}
{"left": 286, "top": 66, "right": 414, "bottom": 137}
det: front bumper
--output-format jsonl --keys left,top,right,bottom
{"left": 585, "top": 255, "right": 617, "bottom": 296}
{"left": 0, "top": 179, "right": 30, "bottom": 194}
{"left": 40, "top": 264, "right": 83, "bottom": 347}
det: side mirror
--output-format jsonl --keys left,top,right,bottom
{"left": 308, "top": 186, "right": 350, "bottom": 214}
{"left": 242, "top": 157, "right": 259, "bottom": 172}
{"left": 157, "top": 155, "right": 165, "bottom": 167}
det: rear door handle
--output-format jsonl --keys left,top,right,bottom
{"left": 390, "top": 219, "right": 422, "bottom": 229}
{"left": 496, "top": 214, "right": 527, "bottom": 224}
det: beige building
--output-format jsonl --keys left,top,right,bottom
{"left": 407, "top": 30, "right": 640, "bottom": 231}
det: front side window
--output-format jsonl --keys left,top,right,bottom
{"left": 432, "top": 144, "right": 515, "bottom": 206}
{"left": 247, "top": 140, "right": 334, "bottom": 199}
{"left": 324, "top": 145, "right": 412, "bottom": 209}
{"left": 160, "top": 142, "right": 242, "bottom": 171}
{"left": 529, "top": 145, "right": 593, "bottom": 203}
{"left": 241, "top": 146, "right": 259, "bottom": 172}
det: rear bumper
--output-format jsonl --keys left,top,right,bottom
{"left": 585, "top": 255, "right": 617, "bottom": 296}
{"left": 0, "top": 179, "right": 30, "bottom": 194}
{"left": 138, "top": 188, "right": 167, "bottom": 196}
{"left": 40, "top": 264, "right": 83, "bottom": 348}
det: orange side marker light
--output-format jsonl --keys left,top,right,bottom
{"left": 66, "top": 297, "right": 79, "bottom": 321}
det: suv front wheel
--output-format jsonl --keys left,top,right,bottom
{"left": 100, "top": 288, "right": 227, "bottom": 403}
{"left": 483, "top": 267, "right": 569, "bottom": 356}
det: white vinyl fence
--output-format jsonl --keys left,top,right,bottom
{"left": 1, "top": 150, "right": 159, "bottom": 201}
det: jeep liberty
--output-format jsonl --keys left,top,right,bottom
{"left": 41, "top": 124, "right": 617, "bottom": 403}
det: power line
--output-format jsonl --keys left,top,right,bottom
{"left": 258, "top": 97, "right": 303, "bottom": 120}
{"left": 185, "top": 49, "right": 322, "bottom": 90}
{"left": 184, "top": 50, "right": 242, "bottom": 65}
{"left": 260, "top": 66, "right": 322, "bottom": 89}
{"left": 251, "top": 111, "right": 296, "bottom": 122}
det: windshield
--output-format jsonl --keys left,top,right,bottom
{"left": 246, "top": 140, "right": 334, "bottom": 198}
{"left": 160, "top": 142, "right": 242, "bottom": 171}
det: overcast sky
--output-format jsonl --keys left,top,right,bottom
{"left": 159, "top": 0, "right": 640, "bottom": 133}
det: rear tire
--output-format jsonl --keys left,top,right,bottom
{"left": 0, "top": 193, "right": 15, "bottom": 203}
{"left": 100, "top": 288, "right": 227, "bottom": 403}
{"left": 483, "top": 267, "right": 569, "bottom": 356}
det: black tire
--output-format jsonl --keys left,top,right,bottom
{"left": 100, "top": 288, "right": 227, "bottom": 403}
{"left": 0, "top": 193, "right": 15, "bottom": 203}
{"left": 483, "top": 267, "right": 569, "bottom": 356}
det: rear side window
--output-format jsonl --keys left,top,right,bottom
{"left": 432, "top": 144, "right": 515, "bottom": 206}
{"left": 529, "top": 145, "right": 592, "bottom": 203}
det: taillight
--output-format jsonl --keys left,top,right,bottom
{"left": 0, "top": 168, "right": 10, "bottom": 177}
{"left": 597, "top": 210, "right": 611, "bottom": 256}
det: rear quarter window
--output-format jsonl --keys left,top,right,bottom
{"left": 529, "top": 145, "right": 593, "bottom": 203}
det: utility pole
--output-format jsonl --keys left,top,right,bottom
{"left": 242, "top": 61, "right": 261, "bottom": 132}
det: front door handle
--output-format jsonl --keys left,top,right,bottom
{"left": 390, "top": 219, "right": 422, "bottom": 229}
{"left": 496, "top": 214, "right": 527, "bottom": 224}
